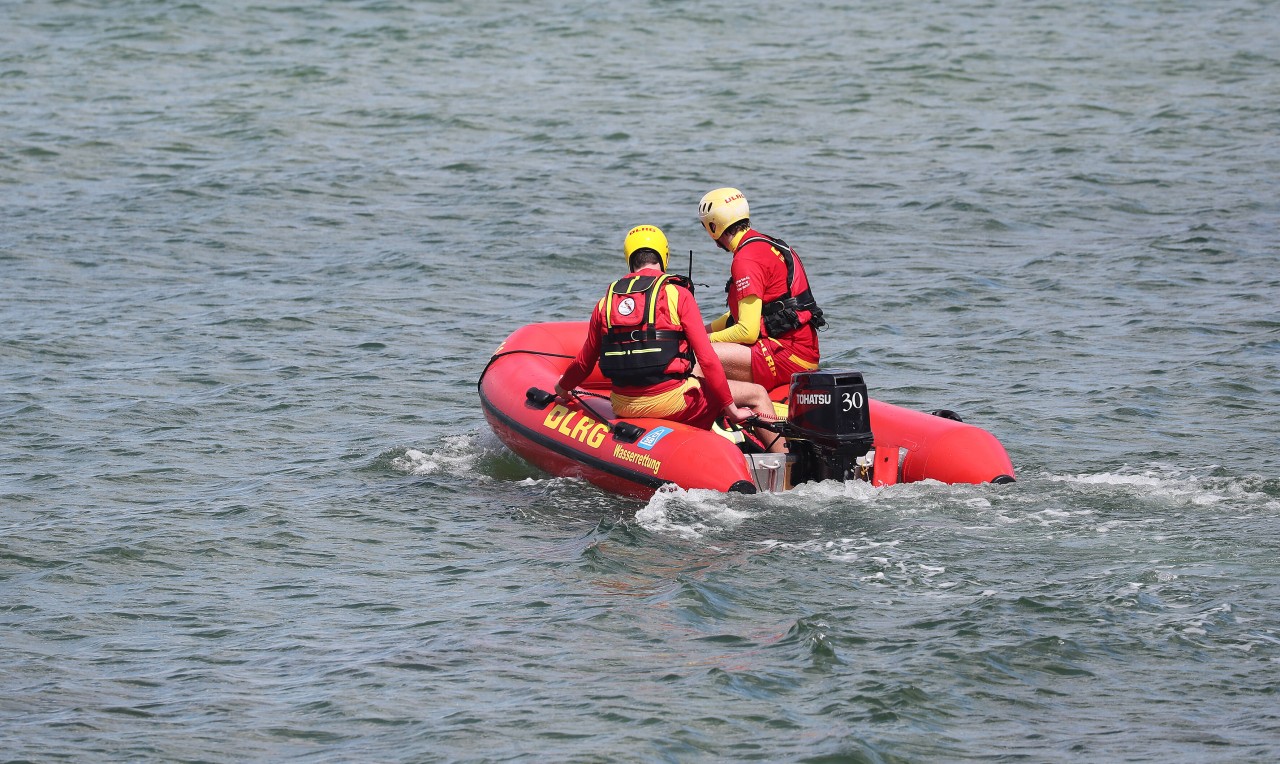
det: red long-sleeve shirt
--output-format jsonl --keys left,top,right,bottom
{"left": 559, "top": 270, "right": 733, "bottom": 411}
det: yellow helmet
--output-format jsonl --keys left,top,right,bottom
{"left": 622, "top": 224, "right": 669, "bottom": 270}
{"left": 697, "top": 187, "right": 749, "bottom": 239}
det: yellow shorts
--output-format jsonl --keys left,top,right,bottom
{"left": 610, "top": 377, "right": 719, "bottom": 429}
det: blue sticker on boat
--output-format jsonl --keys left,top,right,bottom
{"left": 636, "top": 426, "right": 673, "bottom": 450}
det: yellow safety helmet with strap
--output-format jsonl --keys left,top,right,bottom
{"left": 697, "top": 187, "right": 749, "bottom": 240}
{"left": 623, "top": 224, "right": 669, "bottom": 270}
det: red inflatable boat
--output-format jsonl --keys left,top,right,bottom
{"left": 478, "top": 322, "right": 1015, "bottom": 499}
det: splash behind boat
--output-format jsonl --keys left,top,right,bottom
{"left": 477, "top": 322, "right": 1015, "bottom": 499}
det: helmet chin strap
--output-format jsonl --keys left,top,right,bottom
{"left": 718, "top": 227, "right": 747, "bottom": 252}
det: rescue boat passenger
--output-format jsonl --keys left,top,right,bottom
{"left": 696, "top": 187, "right": 826, "bottom": 389}
{"left": 554, "top": 224, "right": 784, "bottom": 452}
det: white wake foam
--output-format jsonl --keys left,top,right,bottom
{"left": 635, "top": 484, "right": 757, "bottom": 539}
{"left": 391, "top": 432, "right": 484, "bottom": 476}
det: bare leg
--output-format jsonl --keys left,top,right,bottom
{"left": 709, "top": 341, "right": 754, "bottom": 382}
{"left": 727, "top": 379, "right": 786, "bottom": 454}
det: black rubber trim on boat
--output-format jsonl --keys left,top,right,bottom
{"left": 727, "top": 480, "right": 757, "bottom": 494}
{"left": 991, "top": 474, "right": 1015, "bottom": 484}
{"left": 478, "top": 386, "right": 669, "bottom": 492}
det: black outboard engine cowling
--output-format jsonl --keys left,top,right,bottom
{"left": 787, "top": 370, "right": 875, "bottom": 484}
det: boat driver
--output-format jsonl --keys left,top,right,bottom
{"left": 554, "top": 225, "right": 783, "bottom": 450}
{"left": 696, "top": 188, "right": 826, "bottom": 390}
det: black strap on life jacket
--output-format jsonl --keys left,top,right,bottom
{"left": 730, "top": 235, "right": 827, "bottom": 336}
{"left": 598, "top": 274, "right": 694, "bottom": 387}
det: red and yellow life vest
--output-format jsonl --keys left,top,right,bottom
{"left": 598, "top": 274, "right": 694, "bottom": 387}
{"left": 729, "top": 234, "right": 827, "bottom": 338}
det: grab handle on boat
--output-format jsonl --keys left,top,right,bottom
{"left": 526, "top": 387, "right": 557, "bottom": 408}
{"left": 610, "top": 421, "right": 645, "bottom": 443}
{"left": 525, "top": 387, "right": 646, "bottom": 444}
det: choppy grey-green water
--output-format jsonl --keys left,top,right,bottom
{"left": 4, "top": 1, "right": 1279, "bottom": 761}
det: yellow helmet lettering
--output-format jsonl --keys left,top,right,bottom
{"left": 623, "top": 224, "right": 669, "bottom": 270}
{"left": 697, "top": 187, "right": 749, "bottom": 239}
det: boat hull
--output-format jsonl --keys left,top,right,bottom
{"left": 478, "top": 322, "right": 1015, "bottom": 497}
{"left": 478, "top": 323, "right": 755, "bottom": 499}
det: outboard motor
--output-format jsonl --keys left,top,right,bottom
{"left": 786, "top": 370, "right": 875, "bottom": 484}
